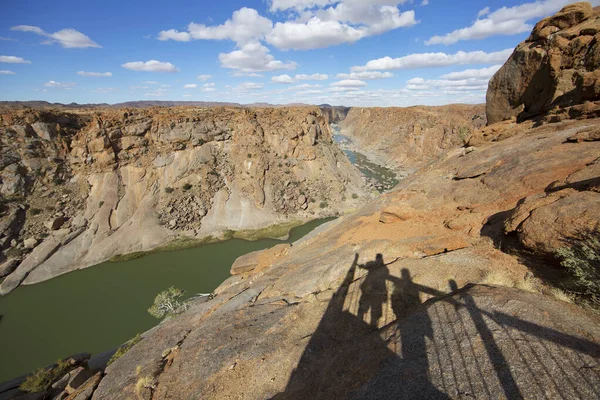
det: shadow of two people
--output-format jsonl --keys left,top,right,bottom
{"left": 273, "top": 253, "right": 447, "bottom": 399}
{"left": 356, "top": 253, "right": 421, "bottom": 328}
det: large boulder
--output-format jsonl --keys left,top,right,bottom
{"left": 487, "top": 2, "right": 600, "bottom": 124}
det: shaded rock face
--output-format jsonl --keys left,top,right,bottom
{"left": 487, "top": 2, "right": 600, "bottom": 124}
{"left": 339, "top": 104, "right": 486, "bottom": 173}
{"left": 0, "top": 106, "right": 369, "bottom": 293}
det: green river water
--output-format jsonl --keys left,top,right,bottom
{"left": 0, "top": 219, "right": 332, "bottom": 382}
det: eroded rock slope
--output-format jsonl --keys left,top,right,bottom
{"left": 0, "top": 106, "right": 369, "bottom": 294}
{"left": 338, "top": 104, "right": 486, "bottom": 173}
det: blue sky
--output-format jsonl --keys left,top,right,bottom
{"left": 0, "top": 0, "right": 595, "bottom": 106}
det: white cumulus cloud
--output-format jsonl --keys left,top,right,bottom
{"left": 122, "top": 60, "right": 179, "bottom": 72}
{"left": 11, "top": 25, "right": 101, "bottom": 48}
{"left": 0, "top": 55, "right": 31, "bottom": 64}
{"left": 272, "top": 74, "right": 295, "bottom": 84}
{"left": 405, "top": 77, "right": 489, "bottom": 91}
{"left": 336, "top": 71, "right": 394, "bottom": 80}
{"left": 235, "top": 82, "right": 264, "bottom": 92}
{"left": 197, "top": 74, "right": 212, "bottom": 81}
{"left": 330, "top": 79, "right": 368, "bottom": 88}
{"left": 0, "top": 70, "right": 16, "bottom": 74}
{"left": 184, "top": 84, "right": 198, "bottom": 88}
{"left": 219, "top": 42, "right": 297, "bottom": 73}
{"left": 44, "top": 80, "right": 76, "bottom": 90}
{"left": 272, "top": 73, "right": 329, "bottom": 84}
{"left": 159, "top": 8, "right": 273, "bottom": 45}
{"left": 352, "top": 48, "right": 513, "bottom": 71}
{"left": 426, "top": 0, "right": 600, "bottom": 45}
{"left": 77, "top": 71, "right": 112, "bottom": 77}
{"left": 440, "top": 65, "right": 502, "bottom": 80}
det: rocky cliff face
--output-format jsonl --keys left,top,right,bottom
{"left": 487, "top": 2, "right": 600, "bottom": 124}
{"left": 0, "top": 106, "right": 369, "bottom": 294}
{"left": 339, "top": 104, "right": 486, "bottom": 173}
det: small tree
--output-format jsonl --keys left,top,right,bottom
{"left": 148, "top": 286, "right": 188, "bottom": 319}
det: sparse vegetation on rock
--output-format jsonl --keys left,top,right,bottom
{"left": 555, "top": 227, "right": 600, "bottom": 301}
{"left": 108, "top": 333, "right": 142, "bottom": 366}
{"left": 20, "top": 359, "right": 70, "bottom": 393}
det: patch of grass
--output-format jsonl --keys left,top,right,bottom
{"left": 109, "top": 251, "right": 149, "bottom": 262}
{"left": 547, "top": 287, "right": 575, "bottom": 304}
{"left": 515, "top": 274, "right": 541, "bottom": 294}
{"left": 232, "top": 220, "right": 304, "bottom": 241}
{"left": 480, "top": 270, "right": 542, "bottom": 294}
{"left": 109, "top": 236, "right": 216, "bottom": 262}
{"left": 480, "top": 269, "right": 516, "bottom": 288}
{"left": 29, "top": 208, "right": 43, "bottom": 216}
{"left": 135, "top": 376, "right": 155, "bottom": 398}
{"left": 99, "top": 201, "right": 104, "bottom": 208}
{"left": 108, "top": 333, "right": 142, "bottom": 366}
{"left": 20, "top": 359, "right": 71, "bottom": 393}
{"left": 457, "top": 126, "right": 470, "bottom": 143}
{"left": 319, "top": 201, "right": 329, "bottom": 209}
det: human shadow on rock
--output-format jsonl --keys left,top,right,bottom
{"left": 272, "top": 253, "right": 448, "bottom": 399}
{"left": 272, "top": 253, "right": 600, "bottom": 399}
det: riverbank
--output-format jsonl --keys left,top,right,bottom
{"left": 0, "top": 218, "right": 334, "bottom": 382}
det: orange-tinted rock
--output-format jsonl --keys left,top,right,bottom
{"left": 487, "top": 2, "right": 600, "bottom": 124}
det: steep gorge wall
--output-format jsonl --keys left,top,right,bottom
{"left": 0, "top": 106, "right": 369, "bottom": 294}
{"left": 338, "top": 104, "right": 486, "bottom": 173}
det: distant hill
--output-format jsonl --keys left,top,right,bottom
{"left": 0, "top": 100, "right": 326, "bottom": 110}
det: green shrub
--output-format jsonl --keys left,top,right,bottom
{"left": 247, "top": 153, "right": 252, "bottom": 158}
{"left": 148, "top": 287, "right": 188, "bottom": 319}
{"left": 29, "top": 208, "right": 42, "bottom": 216}
{"left": 20, "top": 359, "right": 71, "bottom": 393}
{"left": 182, "top": 183, "right": 193, "bottom": 191}
{"left": 108, "top": 333, "right": 142, "bottom": 366}
{"left": 319, "top": 201, "right": 328, "bottom": 209}
{"left": 165, "top": 187, "right": 174, "bottom": 194}
{"left": 99, "top": 201, "right": 104, "bottom": 207}
{"left": 555, "top": 228, "right": 600, "bottom": 299}
{"left": 457, "top": 126, "right": 469, "bottom": 142}
{"left": 351, "top": 193, "right": 358, "bottom": 199}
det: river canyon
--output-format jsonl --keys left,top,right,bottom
{"left": 1, "top": 3, "right": 600, "bottom": 399}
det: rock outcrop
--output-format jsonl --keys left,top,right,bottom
{"left": 487, "top": 2, "right": 600, "bottom": 124}
{"left": 89, "top": 113, "right": 600, "bottom": 399}
{"left": 0, "top": 106, "right": 370, "bottom": 294}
